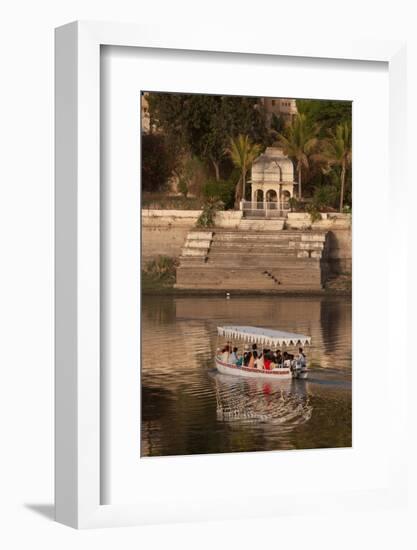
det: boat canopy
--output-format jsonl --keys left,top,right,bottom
{"left": 217, "top": 325, "right": 311, "bottom": 347}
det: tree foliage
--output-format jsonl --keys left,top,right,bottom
{"left": 226, "top": 134, "right": 263, "bottom": 207}
{"left": 297, "top": 99, "right": 352, "bottom": 137}
{"left": 142, "top": 93, "right": 352, "bottom": 211}
{"left": 275, "top": 114, "right": 318, "bottom": 199}
{"left": 147, "top": 93, "right": 269, "bottom": 180}
{"left": 315, "top": 122, "right": 352, "bottom": 211}
{"left": 203, "top": 179, "right": 235, "bottom": 210}
{"left": 141, "top": 133, "right": 179, "bottom": 192}
{"left": 177, "top": 155, "right": 208, "bottom": 198}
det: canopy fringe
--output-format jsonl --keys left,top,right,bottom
{"left": 217, "top": 325, "right": 311, "bottom": 346}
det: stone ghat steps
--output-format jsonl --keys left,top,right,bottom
{"left": 179, "top": 256, "right": 320, "bottom": 268}
{"left": 207, "top": 231, "right": 326, "bottom": 261}
{"left": 176, "top": 265, "right": 322, "bottom": 290}
{"left": 238, "top": 219, "right": 285, "bottom": 231}
{"left": 213, "top": 230, "right": 309, "bottom": 240}
{"left": 207, "top": 251, "right": 299, "bottom": 265}
{"left": 212, "top": 231, "right": 326, "bottom": 243}
{"left": 176, "top": 229, "right": 328, "bottom": 290}
{"left": 210, "top": 241, "right": 295, "bottom": 251}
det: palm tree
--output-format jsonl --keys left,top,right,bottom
{"left": 275, "top": 114, "right": 318, "bottom": 200}
{"left": 226, "top": 134, "right": 262, "bottom": 208}
{"left": 317, "top": 122, "right": 352, "bottom": 212}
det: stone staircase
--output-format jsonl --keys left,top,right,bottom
{"left": 238, "top": 218, "right": 285, "bottom": 231}
{"left": 175, "top": 229, "right": 329, "bottom": 291}
{"left": 178, "top": 231, "right": 213, "bottom": 264}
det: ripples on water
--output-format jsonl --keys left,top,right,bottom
{"left": 141, "top": 295, "right": 352, "bottom": 457}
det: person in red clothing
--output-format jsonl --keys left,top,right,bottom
{"left": 263, "top": 349, "right": 272, "bottom": 370}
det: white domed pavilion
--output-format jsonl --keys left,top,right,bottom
{"left": 247, "top": 146, "right": 296, "bottom": 215}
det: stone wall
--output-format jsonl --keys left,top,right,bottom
{"left": 286, "top": 213, "right": 352, "bottom": 275}
{"left": 326, "top": 228, "right": 352, "bottom": 274}
{"left": 285, "top": 212, "right": 351, "bottom": 230}
{"left": 141, "top": 210, "right": 242, "bottom": 260}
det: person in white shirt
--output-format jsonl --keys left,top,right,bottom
{"left": 230, "top": 347, "right": 239, "bottom": 364}
{"left": 255, "top": 352, "right": 264, "bottom": 370}
{"left": 282, "top": 351, "right": 292, "bottom": 369}
{"left": 221, "top": 345, "right": 230, "bottom": 362}
{"left": 296, "top": 347, "right": 306, "bottom": 369}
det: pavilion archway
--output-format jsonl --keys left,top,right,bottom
{"left": 266, "top": 189, "right": 278, "bottom": 202}
{"left": 254, "top": 189, "right": 264, "bottom": 206}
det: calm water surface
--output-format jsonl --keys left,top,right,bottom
{"left": 141, "top": 295, "right": 351, "bottom": 457}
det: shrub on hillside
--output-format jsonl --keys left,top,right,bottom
{"left": 196, "top": 198, "right": 224, "bottom": 228}
{"left": 202, "top": 179, "right": 235, "bottom": 210}
{"left": 306, "top": 203, "right": 322, "bottom": 223}
{"left": 312, "top": 185, "right": 338, "bottom": 211}
{"left": 143, "top": 256, "right": 178, "bottom": 284}
{"left": 178, "top": 178, "right": 189, "bottom": 197}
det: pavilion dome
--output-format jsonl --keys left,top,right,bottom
{"left": 251, "top": 147, "right": 294, "bottom": 184}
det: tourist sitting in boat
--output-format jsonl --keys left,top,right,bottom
{"left": 230, "top": 347, "right": 243, "bottom": 366}
{"left": 255, "top": 351, "right": 264, "bottom": 370}
{"left": 263, "top": 349, "right": 274, "bottom": 370}
{"left": 248, "top": 351, "right": 256, "bottom": 369}
{"left": 282, "top": 351, "right": 292, "bottom": 368}
{"left": 274, "top": 350, "right": 282, "bottom": 367}
{"left": 295, "top": 348, "right": 307, "bottom": 369}
{"left": 243, "top": 349, "right": 251, "bottom": 366}
{"left": 264, "top": 355, "right": 272, "bottom": 370}
{"left": 221, "top": 345, "right": 230, "bottom": 362}
{"left": 268, "top": 349, "right": 276, "bottom": 361}
{"left": 230, "top": 346, "right": 238, "bottom": 363}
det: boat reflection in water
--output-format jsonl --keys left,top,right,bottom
{"left": 213, "top": 373, "right": 313, "bottom": 428}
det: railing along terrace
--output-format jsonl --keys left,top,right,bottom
{"left": 241, "top": 200, "right": 289, "bottom": 218}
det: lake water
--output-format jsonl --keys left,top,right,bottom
{"left": 141, "top": 294, "right": 352, "bottom": 457}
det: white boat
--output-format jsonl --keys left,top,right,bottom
{"left": 215, "top": 325, "right": 311, "bottom": 380}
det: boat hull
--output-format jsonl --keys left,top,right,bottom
{"left": 293, "top": 369, "right": 308, "bottom": 380}
{"left": 215, "top": 356, "right": 296, "bottom": 380}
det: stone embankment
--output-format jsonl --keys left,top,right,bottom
{"left": 142, "top": 210, "right": 351, "bottom": 282}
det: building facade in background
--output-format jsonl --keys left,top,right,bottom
{"left": 260, "top": 97, "right": 298, "bottom": 128}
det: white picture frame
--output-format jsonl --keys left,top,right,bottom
{"left": 55, "top": 20, "right": 407, "bottom": 529}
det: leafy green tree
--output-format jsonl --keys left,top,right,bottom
{"left": 141, "top": 133, "right": 179, "bottom": 192}
{"left": 178, "top": 155, "right": 208, "bottom": 198}
{"left": 316, "top": 122, "right": 352, "bottom": 211}
{"left": 297, "top": 99, "right": 352, "bottom": 137}
{"left": 275, "top": 114, "right": 318, "bottom": 199}
{"left": 270, "top": 113, "right": 285, "bottom": 135}
{"left": 226, "top": 134, "right": 262, "bottom": 207}
{"left": 312, "top": 185, "right": 338, "bottom": 210}
{"left": 147, "top": 93, "right": 268, "bottom": 181}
